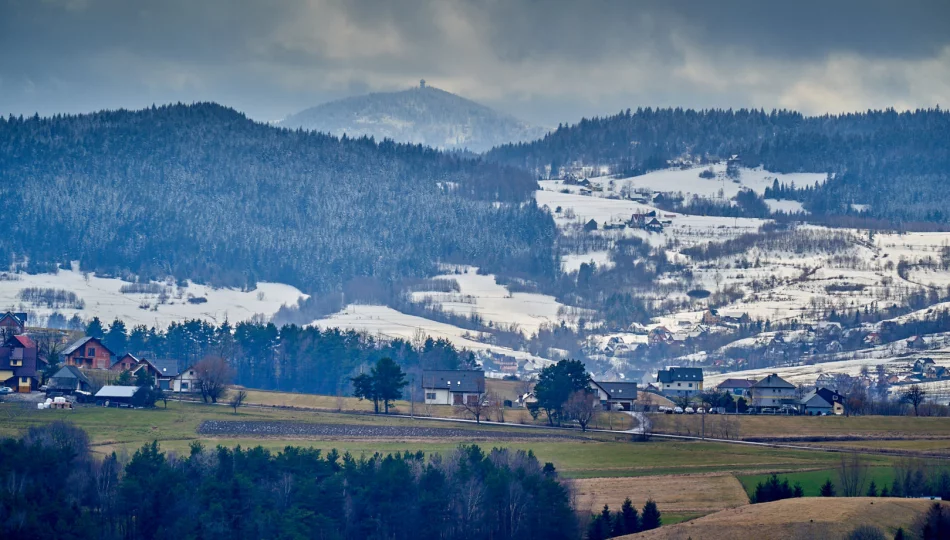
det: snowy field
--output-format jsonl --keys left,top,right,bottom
{"left": 310, "top": 304, "right": 552, "bottom": 369}
{"left": 562, "top": 251, "right": 614, "bottom": 273}
{"left": 0, "top": 268, "right": 307, "bottom": 328}
{"left": 590, "top": 164, "right": 826, "bottom": 200}
{"left": 410, "top": 266, "right": 571, "bottom": 336}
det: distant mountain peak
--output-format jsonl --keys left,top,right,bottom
{"left": 279, "top": 86, "right": 547, "bottom": 152}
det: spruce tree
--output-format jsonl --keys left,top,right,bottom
{"left": 641, "top": 499, "right": 661, "bottom": 530}
{"left": 867, "top": 480, "right": 878, "bottom": 497}
{"left": 620, "top": 497, "right": 639, "bottom": 534}
{"left": 85, "top": 317, "right": 105, "bottom": 339}
{"left": 820, "top": 479, "right": 836, "bottom": 497}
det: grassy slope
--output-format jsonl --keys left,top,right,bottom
{"left": 650, "top": 413, "right": 950, "bottom": 439}
{"left": 0, "top": 401, "right": 887, "bottom": 479}
{"left": 618, "top": 497, "right": 942, "bottom": 540}
{"left": 738, "top": 468, "right": 899, "bottom": 497}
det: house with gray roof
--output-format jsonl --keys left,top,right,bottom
{"left": 750, "top": 373, "right": 797, "bottom": 411}
{"left": 422, "top": 370, "right": 485, "bottom": 406}
{"left": 656, "top": 367, "right": 704, "bottom": 397}
{"left": 47, "top": 365, "right": 93, "bottom": 395}
{"left": 590, "top": 380, "right": 638, "bottom": 411}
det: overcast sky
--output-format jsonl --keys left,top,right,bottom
{"left": 2, "top": 0, "right": 949, "bottom": 127}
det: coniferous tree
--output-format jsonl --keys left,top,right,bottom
{"left": 820, "top": 479, "right": 837, "bottom": 497}
{"left": 85, "top": 317, "right": 105, "bottom": 339}
{"left": 641, "top": 499, "right": 661, "bottom": 531}
{"left": 620, "top": 497, "right": 639, "bottom": 534}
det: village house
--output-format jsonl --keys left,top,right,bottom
{"left": 134, "top": 358, "right": 181, "bottom": 391}
{"left": 171, "top": 365, "right": 200, "bottom": 393}
{"left": 925, "top": 365, "right": 949, "bottom": 380}
{"left": 701, "top": 309, "right": 721, "bottom": 325}
{"left": 110, "top": 353, "right": 141, "bottom": 372}
{"left": 749, "top": 373, "right": 797, "bottom": 411}
{"left": 0, "top": 312, "right": 28, "bottom": 339}
{"left": 656, "top": 367, "right": 704, "bottom": 397}
{"left": 422, "top": 370, "right": 485, "bottom": 406}
{"left": 906, "top": 335, "right": 927, "bottom": 350}
{"left": 648, "top": 326, "right": 673, "bottom": 346}
{"left": 589, "top": 380, "right": 638, "bottom": 411}
{"left": 716, "top": 378, "right": 754, "bottom": 399}
{"left": 913, "top": 358, "right": 936, "bottom": 373}
{"left": 0, "top": 335, "right": 41, "bottom": 393}
{"left": 63, "top": 337, "right": 114, "bottom": 370}
{"left": 863, "top": 332, "right": 883, "bottom": 346}
{"left": 46, "top": 365, "right": 94, "bottom": 397}
{"left": 801, "top": 387, "right": 845, "bottom": 416}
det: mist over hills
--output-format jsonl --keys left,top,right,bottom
{"left": 279, "top": 83, "right": 548, "bottom": 153}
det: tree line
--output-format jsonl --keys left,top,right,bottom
{"left": 76, "top": 316, "right": 472, "bottom": 396}
{"left": 0, "top": 422, "right": 578, "bottom": 540}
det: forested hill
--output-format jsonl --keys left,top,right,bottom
{"left": 486, "top": 107, "right": 950, "bottom": 223}
{"left": 0, "top": 103, "right": 557, "bottom": 292}
{"left": 279, "top": 85, "right": 548, "bottom": 153}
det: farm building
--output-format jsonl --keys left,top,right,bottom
{"left": 422, "top": 370, "right": 485, "bottom": 406}
{"left": 94, "top": 385, "right": 149, "bottom": 408}
{"left": 46, "top": 365, "right": 93, "bottom": 396}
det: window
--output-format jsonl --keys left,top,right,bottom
{"left": 11, "top": 358, "right": 22, "bottom": 367}
{"left": 688, "top": 383, "right": 693, "bottom": 388}
{"left": 425, "top": 392, "right": 436, "bottom": 400}
{"left": 453, "top": 394, "right": 463, "bottom": 405}
{"left": 181, "top": 382, "right": 189, "bottom": 390}
{"left": 87, "top": 347, "right": 95, "bottom": 356}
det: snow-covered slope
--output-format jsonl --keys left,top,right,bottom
{"left": 279, "top": 84, "right": 547, "bottom": 152}
{"left": 0, "top": 267, "right": 307, "bottom": 328}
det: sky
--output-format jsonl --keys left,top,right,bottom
{"left": 1, "top": 0, "right": 949, "bottom": 127}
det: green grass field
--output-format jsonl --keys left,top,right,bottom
{"left": 737, "top": 467, "right": 898, "bottom": 497}
{"left": 651, "top": 413, "right": 950, "bottom": 440}
{"left": 0, "top": 400, "right": 892, "bottom": 480}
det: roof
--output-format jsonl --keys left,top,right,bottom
{"left": 95, "top": 385, "right": 141, "bottom": 398}
{"left": 51, "top": 365, "right": 92, "bottom": 384}
{"left": 657, "top": 367, "right": 703, "bottom": 383}
{"left": 752, "top": 373, "right": 795, "bottom": 389}
{"left": 421, "top": 370, "right": 485, "bottom": 393}
{"left": 593, "top": 381, "right": 638, "bottom": 400}
{"left": 717, "top": 378, "right": 754, "bottom": 389}
{"left": 0, "top": 312, "right": 26, "bottom": 325}
{"left": 802, "top": 391, "right": 833, "bottom": 408}
{"left": 112, "top": 353, "right": 141, "bottom": 367}
{"left": 63, "top": 336, "right": 113, "bottom": 356}
{"left": 142, "top": 358, "right": 180, "bottom": 378}
{"left": 815, "top": 387, "right": 843, "bottom": 403}
{"left": 6, "top": 335, "right": 35, "bottom": 349}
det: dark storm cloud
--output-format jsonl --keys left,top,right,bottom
{"left": 1, "top": 0, "right": 948, "bottom": 126}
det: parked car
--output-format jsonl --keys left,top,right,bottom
{"left": 696, "top": 407, "right": 705, "bottom": 414}
{"left": 685, "top": 407, "right": 695, "bottom": 414}
{"left": 673, "top": 406, "right": 684, "bottom": 414}
{"left": 0, "top": 386, "right": 12, "bottom": 395}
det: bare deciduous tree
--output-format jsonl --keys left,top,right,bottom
{"left": 194, "top": 356, "right": 234, "bottom": 404}
{"left": 229, "top": 389, "right": 248, "bottom": 414}
{"left": 837, "top": 453, "right": 869, "bottom": 497}
{"left": 901, "top": 385, "right": 927, "bottom": 416}
{"left": 455, "top": 378, "right": 487, "bottom": 423}
{"left": 564, "top": 390, "right": 598, "bottom": 432}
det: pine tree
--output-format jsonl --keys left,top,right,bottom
{"left": 867, "top": 480, "right": 878, "bottom": 497}
{"left": 820, "top": 479, "right": 836, "bottom": 497}
{"left": 85, "top": 317, "right": 105, "bottom": 339}
{"left": 620, "top": 497, "right": 639, "bottom": 534}
{"left": 893, "top": 527, "right": 904, "bottom": 540}
{"left": 641, "top": 499, "right": 661, "bottom": 531}
{"left": 104, "top": 318, "right": 128, "bottom": 356}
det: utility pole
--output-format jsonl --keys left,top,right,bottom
{"left": 410, "top": 375, "right": 414, "bottom": 418}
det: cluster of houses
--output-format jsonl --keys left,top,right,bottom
{"left": 421, "top": 369, "right": 640, "bottom": 412}
{"left": 0, "top": 312, "right": 200, "bottom": 406}
{"left": 647, "top": 310, "right": 751, "bottom": 348}
{"left": 646, "top": 365, "right": 846, "bottom": 415}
